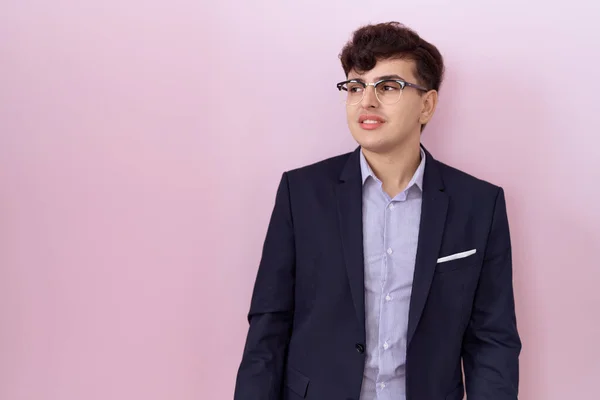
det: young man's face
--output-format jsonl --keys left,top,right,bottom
{"left": 345, "top": 58, "right": 436, "bottom": 155}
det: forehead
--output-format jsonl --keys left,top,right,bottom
{"left": 348, "top": 58, "right": 417, "bottom": 81}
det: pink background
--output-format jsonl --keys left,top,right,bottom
{"left": 1, "top": 1, "right": 599, "bottom": 399}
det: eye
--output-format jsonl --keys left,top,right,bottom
{"left": 378, "top": 81, "right": 402, "bottom": 92}
{"left": 346, "top": 83, "right": 364, "bottom": 93}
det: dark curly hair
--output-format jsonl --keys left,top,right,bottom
{"left": 339, "top": 22, "right": 445, "bottom": 92}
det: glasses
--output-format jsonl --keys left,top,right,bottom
{"left": 336, "top": 79, "right": 429, "bottom": 105}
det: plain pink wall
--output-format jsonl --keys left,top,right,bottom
{"left": 1, "top": 1, "right": 599, "bottom": 399}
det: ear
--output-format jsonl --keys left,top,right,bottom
{"left": 419, "top": 90, "right": 438, "bottom": 125}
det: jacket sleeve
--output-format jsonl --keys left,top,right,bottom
{"left": 233, "top": 172, "right": 295, "bottom": 400}
{"left": 462, "top": 187, "right": 522, "bottom": 399}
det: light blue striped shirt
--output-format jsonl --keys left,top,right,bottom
{"left": 358, "top": 147, "right": 426, "bottom": 400}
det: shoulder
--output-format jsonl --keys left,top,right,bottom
{"left": 283, "top": 150, "right": 354, "bottom": 184}
{"left": 437, "top": 159, "right": 499, "bottom": 190}
{"left": 433, "top": 157, "right": 506, "bottom": 208}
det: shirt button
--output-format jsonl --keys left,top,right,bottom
{"left": 386, "top": 248, "right": 393, "bottom": 255}
{"left": 388, "top": 203, "right": 395, "bottom": 210}
{"left": 385, "top": 294, "right": 392, "bottom": 301}
{"left": 383, "top": 341, "right": 389, "bottom": 350}
{"left": 379, "top": 382, "right": 386, "bottom": 389}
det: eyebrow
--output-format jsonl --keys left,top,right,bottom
{"left": 350, "top": 74, "right": 406, "bottom": 82}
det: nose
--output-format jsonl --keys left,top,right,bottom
{"left": 360, "top": 85, "right": 379, "bottom": 109}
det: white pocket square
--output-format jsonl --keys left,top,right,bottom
{"left": 437, "top": 249, "right": 476, "bottom": 264}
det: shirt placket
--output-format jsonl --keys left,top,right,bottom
{"left": 376, "top": 197, "right": 394, "bottom": 397}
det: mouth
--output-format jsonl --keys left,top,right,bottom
{"left": 358, "top": 115, "right": 385, "bottom": 130}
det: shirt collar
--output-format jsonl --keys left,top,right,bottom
{"left": 359, "top": 146, "right": 426, "bottom": 191}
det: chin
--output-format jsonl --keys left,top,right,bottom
{"left": 351, "top": 129, "right": 394, "bottom": 153}
{"left": 352, "top": 126, "right": 418, "bottom": 154}
{"left": 356, "top": 138, "right": 394, "bottom": 154}
{"left": 362, "top": 143, "right": 397, "bottom": 155}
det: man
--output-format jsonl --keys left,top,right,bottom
{"left": 234, "top": 21, "right": 521, "bottom": 400}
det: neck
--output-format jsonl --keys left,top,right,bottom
{"left": 362, "top": 138, "right": 422, "bottom": 198}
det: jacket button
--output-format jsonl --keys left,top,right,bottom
{"left": 355, "top": 343, "right": 365, "bottom": 354}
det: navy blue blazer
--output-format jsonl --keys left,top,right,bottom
{"left": 234, "top": 145, "right": 521, "bottom": 400}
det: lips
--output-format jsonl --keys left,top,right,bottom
{"left": 359, "top": 114, "right": 385, "bottom": 130}
{"left": 359, "top": 114, "right": 385, "bottom": 123}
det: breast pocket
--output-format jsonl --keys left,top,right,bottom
{"left": 435, "top": 249, "right": 477, "bottom": 273}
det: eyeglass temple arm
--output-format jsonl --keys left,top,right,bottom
{"left": 404, "top": 82, "right": 429, "bottom": 92}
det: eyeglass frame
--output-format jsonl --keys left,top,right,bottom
{"left": 336, "top": 78, "right": 430, "bottom": 105}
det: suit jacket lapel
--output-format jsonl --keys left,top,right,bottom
{"left": 335, "top": 147, "right": 366, "bottom": 339}
{"left": 334, "top": 145, "right": 448, "bottom": 345}
{"left": 407, "top": 146, "right": 448, "bottom": 346}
